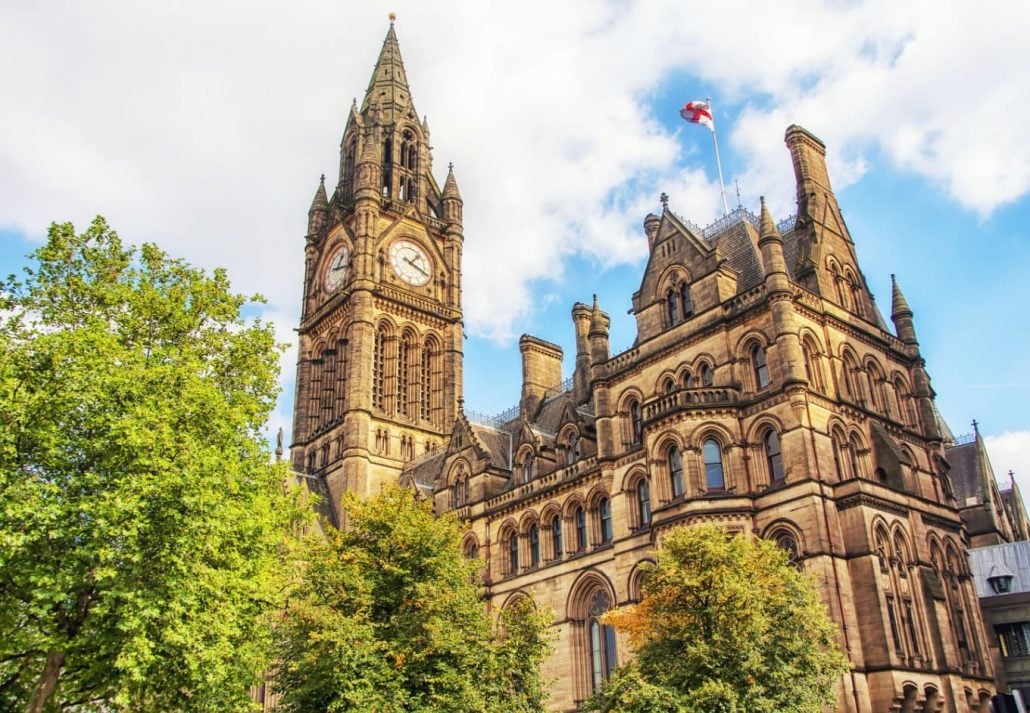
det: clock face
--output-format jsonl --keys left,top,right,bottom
{"left": 389, "top": 240, "right": 432, "bottom": 286}
{"left": 323, "top": 244, "right": 350, "bottom": 292}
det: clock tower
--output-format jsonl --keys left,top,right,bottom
{"left": 291, "top": 19, "right": 463, "bottom": 513}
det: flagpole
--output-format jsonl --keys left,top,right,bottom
{"left": 707, "top": 97, "right": 730, "bottom": 216}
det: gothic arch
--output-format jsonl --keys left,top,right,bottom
{"left": 562, "top": 493, "right": 587, "bottom": 519}
{"left": 501, "top": 590, "right": 534, "bottom": 610}
{"left": 565, "top": 569, "right": 617, "bottom": 620}
{"left": 518, "top": 509, "right": 540, "bottom": 533}
{"left": 628, "top": 559, "right": 656, "bottom": 602}
{"left": 654, "top": 370, "right": 679, "bottom": 395}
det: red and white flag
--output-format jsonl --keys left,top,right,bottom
{"left": 680, "top": 100, "right": 714, "bottom": 131}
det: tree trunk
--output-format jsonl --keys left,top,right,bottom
{"left": 24, "top": 649, "right": 64, "bottom": 713}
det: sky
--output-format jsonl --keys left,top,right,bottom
{"left": 2, "top": 1, "right": 1029, "bottom": 491}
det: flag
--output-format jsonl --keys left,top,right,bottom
{"left": 680, "top": 100, "right": 714, "bottom": 131}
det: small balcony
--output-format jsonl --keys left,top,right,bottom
{"left": 643, "top": 386, "right": 741, "bottom": 423}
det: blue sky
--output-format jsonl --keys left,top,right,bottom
{"left": 2, "top": 1, "right": 1029, "bottom": 489}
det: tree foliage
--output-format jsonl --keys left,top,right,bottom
{"left": 273, "top": 487, "right": 552, "bottom": 713}
{"left": 583, "top": 524, "right": 849, "bottom": 713}
{"left": 0, "top": 218, "right": 296, "bottom": 711}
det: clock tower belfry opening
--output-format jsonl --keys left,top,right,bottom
{"left": 291, "top": 19, "right": 464, "bottom": 515}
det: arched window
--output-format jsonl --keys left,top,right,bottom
{"left": 508, "top": 531, "right": 520, "bottom": 575}
{"left": 520, "top": 451, "right": 534, "bottom": 483}
{"left": 700, "top": 363, "right": 714, "bottom": 387}
{"left": 802, "top": 339, "right": 824, "bottom": 394}
{"left": 629, "top": 400, "right": 642, "bottom": 446}
{"left": 466, "top": 542, "right": 478, "bottom": 560}
{"left": 454, "top": 475, "right": 466, "bottom": 507}
{"left": 397, "top": 335, "right": 413, "bottom": 417}
{"left": 373, "top": 325, "right": 388, "bottom": 411}
{"left": 703, "top": 438, "right": 725, "bottom": 490}
{"left": 588, "top": 589, "right": 617, "bottom": 692}
{"left": 528, "top": 524, "right": 540, "bottom": 567}
{"left": 563, "top": 432, "right": 581, "bottom": 466}
{"left": 668, "top": 445, "right": 685, "bottom": 498}
{"left": 666, "top": 289, "right": 679, "bottom": 326}
{"left": 752, "top": 345, "right": 770, "bottom": 389}
{"left": 662, "top": 377, "right": 676, "bottom": 394}
{"left": 765, "top": 430, "right": 784, "bottom": 483}
{"left": 599, "top": 497, "right": 613, "bottom": 543}
{"left": 680, "top": 283, "right": 693, "bottom": 319}
{"left": 841, "top": 353, "right": 859, "bottom": 401}
{"left": 772, "top": 530, "right": 801, "bottom": 567}
{"left": 550, "top": 514, "right": 563, "bottom": 559}
{"left": 637, "top": 479, "right": 651, "bottom": 527}
{"left": 831, "top": 428, "right": 848, "bottom": 480}
{"left": 848, "top": 434, "right": 863, "bottom": 478}
{"left": 420, "top": 342, "right": 432, "bottom": 422}
{"left": 575, "top": 506, "right": 587, "bottom": 552}
{"left": 680, "top": 370, "right": 693, "bottom": 388}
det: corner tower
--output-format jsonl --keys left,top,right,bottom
{"left": 291, "top": 19, "right": 464, "bottom": 511}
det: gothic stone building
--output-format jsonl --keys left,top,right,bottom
{"left": 290, "top": 22, "right": 998, "bottom": 713}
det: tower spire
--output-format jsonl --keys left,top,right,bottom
{"left": 360, "top": 20, "right": 415, "bottom": 123}
{"left": 307, "top": 174, "right": 329, "bottom": 235}
{"left": 890, "top": 274, "right": 918, "bottom": 346}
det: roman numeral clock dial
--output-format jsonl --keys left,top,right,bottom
{"left": 389, "top": 239, "right": 432, "bottom": 287}
{"left": 323, "top": 244, "right": 350, "bottom": 292}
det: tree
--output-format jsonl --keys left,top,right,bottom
{"left": 583, "top": 524, "right": 849, "bottom": 713}
{"left": 272, "top": 487, "right": 551, "bottom": 713}
{"left": 0, "top": 218, "right": 297, "bottom": 711}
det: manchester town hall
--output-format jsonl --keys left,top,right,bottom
{"left": 287, "top": 21, "right": 1026, "bottom": 713}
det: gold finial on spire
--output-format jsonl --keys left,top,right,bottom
{"left": 389, "top": 12, "right": 396, "bottom": 22}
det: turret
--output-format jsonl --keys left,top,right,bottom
{"left": 785, "top": 125, "right": 833, "bottom": 218}
{"left": 890, "top": 274, "right": 919, "bottom": 347}
{"left": 307, "top": 174, "right": 329, "bottom": 236}
{"left": 588, "top": 295, "right": 611, "bottom": 365}
{"left": 571, "top": 302, "right": 593, "bottom": 403}
{"left": 442, "top": 163, "right": 463, "bottom": 225}
{"left": 643, "top": 213, "right": 661, "bottom": 250}
{"left": 355, "top": 119, "right": 382, "bottom": 200}
{"left": 758, "top": 197, "right": 806, "bottom": 388}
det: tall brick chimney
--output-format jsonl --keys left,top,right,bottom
{"left": 520, "top": 335, "right": 563, "bottom": 418}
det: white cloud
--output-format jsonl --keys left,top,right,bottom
{"left": 2, "top": 0, "right": 1029, "bottom": 429}
{"left": 985, "top": 431, "right": 1030, "bottom": 496}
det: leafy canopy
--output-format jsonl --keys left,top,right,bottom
{"left": 583, "top": 524, "right": 849, "bottom": 713}
{"left": 0, "top": 218, "right": 297, "bottom": 711}
{"left": 273, "top": 487, "right": 552, "bottom": 713}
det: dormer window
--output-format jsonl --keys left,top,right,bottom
{"left": 520, "top": 451, "right": 534, "bottom": 483}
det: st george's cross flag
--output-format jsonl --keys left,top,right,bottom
{"left": 680, "top": 100, "right": 714, "bottom": 131}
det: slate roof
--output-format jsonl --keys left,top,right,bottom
{"left": 471, "top": 423, "right": 513, "bottom": 470}
{"left": 946, "top": 440, "right": 983, "bottom": 504}
{"left": 688, "top": 209, "right": 891, "bottom": 329}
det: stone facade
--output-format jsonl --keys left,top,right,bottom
{"left": 292, "top": 22, "right": 1001, "bottom": 713}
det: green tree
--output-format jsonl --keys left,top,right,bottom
{"left": 0, "top": 218, "right": 297, "bottom": 711}
{"left": 273, "top": 487, "right": 551, "bottom": 713}
{"left": 583, "top": 524, "right": 849, "bottom": 713}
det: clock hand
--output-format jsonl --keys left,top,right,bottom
{"left": 404, "top": 257, "right": 429, "bottom": 276}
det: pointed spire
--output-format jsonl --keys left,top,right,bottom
{"left": 422, "top": 114, "right": 430, "bottom": 134}
{"left": 890, "top": 274, "right": 912, "bottom": 319}
{"left": 442, "top": 162, "right": 461, "bottom": 200}
{"left": 758, "top": 196, "right": 780, "bottom": 241}
{"left": 361, "top": 19, "right": 415, "bottom": 123}
{"left": 307, "top": 175, "right": 329, "bottom": 235}
{"left": 309, "top": 174, "right": 328, "bottom": 214}
{"left": 890, "top": 274, "right": 918, "bottom": 346}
